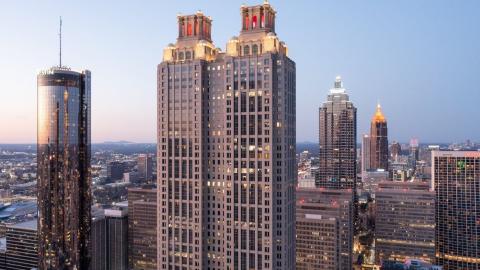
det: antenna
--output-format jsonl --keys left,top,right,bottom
{"left": 59, "top": 16, "right": 62, "bottom": 67}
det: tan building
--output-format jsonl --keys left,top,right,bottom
{"left": 375, "top": 181, "right": 435, "bottom": 264}
{"left": 157, "top": 2, "right": 296, "bottom": 270}
{"left": 296, "top": 188, "right": 354, "bottom": 270}
{"left": 128, "top": 187, "right": 157, "bottom": 270}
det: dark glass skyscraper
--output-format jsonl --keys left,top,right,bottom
{"left": 37, "top": 66, "right": 92, "bottom": 269}
{"left": 317, "top": 76, "right": 357, "bottom": 189}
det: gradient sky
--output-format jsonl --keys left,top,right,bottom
{"left": 1, "top": 0, "right": 479, "bottom": 144}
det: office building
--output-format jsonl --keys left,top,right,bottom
{"left": 157, "top": 2, "right": 296, "bottom": 269}
{"left": 128, "top": 187, "right": 157, "bottom": 270}
{"left": 296, "top": 188, "right": 354, "bottom": 270}
{"left": 37, "top": 66, "right": 92, "bottom": 269}
{"left": 318, "top": 76, "right": 357, "bottom": 189}
{"left": 375, "top": 181, "right": 435, "bottom": 264}
{"left": 92, "top": 206, "right": 129, "bottom": 270}
{"left": 390, "top": 141, "right": 401, "bottom": 162}
{"left": 362, "top": 134, "right": 371, "bottom": 175}
{"left": 433, "top": 151, "right": 480, "bottom": 269}
{"left": 370, "top": 104, "right": 388, "bottom": 171}
{"left": 92, "top": 210, "right": 107, "bottom": 270}
{"left": 138, "top": 154, "right": 153, "bottom": 182}
{"left": 107, "top": 161, "right": 126, "bottom": 181}
{"left": 5, "top": 220, "right": 38, "bottom": 270}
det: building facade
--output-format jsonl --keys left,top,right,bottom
{"left": 432, "top": 151, "right": 480, "bottom": 269}
{"left": 375, "top": 181, "right": 435, "bottom": 264}
{"left": 369, "top": 104, "right": 388, "bottom": 171}
{"left": 5, "top": 220, "right": 38, "bottom": 270}
{"left": 317, "top": 76, "right": 357, "bottom": 189}
{"left": 138, "top": 154, "right": 153, "bottom": 182}
{"left": 107, "top": 161, "right": 126, "bottom": 182}
{"left": 296, "top": 188, "right": 354, "bottom": 270}
{"left": 37, "top": 67, "right": 92, "bottom": 269}
{"left": 128, "top": 187, "right": 157, "bottom": 270}
{"left": 157, "top": 2, "right": 296, "bottom": 269}
{"left": 361, "top": 134, "right": 371, "bottom": 175}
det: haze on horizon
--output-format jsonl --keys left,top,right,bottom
{"left": 0, "top": 0, "right": 479, "bottom": 144}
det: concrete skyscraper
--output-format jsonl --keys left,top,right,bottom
{"left": 369, "top": 104, "right": 388, "bottom": 171}
{"left": 138, "top": 154, "right": 153, "bottom": 182}
{"left": 37, "top": 65, "right": 92, "bottom": 269}
{"left": 157, "top": 2, "right": 296, "bottom": 269}
{"left": 432, "top": 151, "right": 480, "bottom": 269}
{"left": 317, "top": 76, "right": 357, "bottom": 189}
{"left": 361, "top": 134, "right": 371, "bottom": 175}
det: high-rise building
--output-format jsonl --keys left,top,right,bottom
{"left": 128, "top": 187, "right": 157, "bottom": 270}
{"left": 317, "top": 76, "right": 357, "bottom": 189}
{"left": 37, "top": 66, "right": 92, "bottom": 269}
{"left": 92, "top": 210, "right": 107, "bottom": 270}
{"left": 370, "top": 104, "right": 388, "bottom": 171}
{"left": 137, "top": 154, "right": 153, "bottom": 182}
{"left": 157, "top": 2, "right": 296, "bottom": 269}
{"left": 375, "top": 181, "right": 435, "bottom": 264}
{"left": 361, "top": 134, "right": 371, "bottom": 175}
{"left": 409, "top": 138, "right": 420, "bottom": 168}
{"left": 107, "top": 161, "right": 126, "bottom": 181}
{"left": 5, "top": 219, "right": 38, "bottom": 270}
{"left": 390, "top": 141, "right": 401, "bottom": 162}
{"left": 92, "top": 207, "right": 128, "bottom": 270}
{"left": 296, "top": 188, "right": 354, "bottom": 270}
{"left": 432, "top": 151, "right": 480, "bottom": 269}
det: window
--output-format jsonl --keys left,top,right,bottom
{"left": 244, "top": 45, "right": 250, "bottom": 56}
{"left": 252, "top": 15, "right": 258, "bottom": 28}
{"left": 252, "top": 44, "right": 258, "bottom": 55}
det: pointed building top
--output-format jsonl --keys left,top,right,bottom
{"left": 372, "top": 103, "right": 386, "bottom": 123}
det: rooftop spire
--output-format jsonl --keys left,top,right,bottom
{"left": 59, "top": 16, "right": 62, "bottom": 67}
{"left": 334, "top": 75, "right": 342, "bottom": 88}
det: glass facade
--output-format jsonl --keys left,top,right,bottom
{"left": 37, "top": 67, "right": 91, "bottom": 270}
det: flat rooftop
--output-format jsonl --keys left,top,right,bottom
{"left": 8, "top": 219, "right": 37, "bottom": 231}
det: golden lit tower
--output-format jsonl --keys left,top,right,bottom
{"left": 370, "top": 103, "right": 388, "bottom": 171}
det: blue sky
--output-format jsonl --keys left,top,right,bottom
{"left": 0, "top": 0, "right": 479, "bottom": 143}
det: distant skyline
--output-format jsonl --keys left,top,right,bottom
{"left": 1, "top": 0, "right": 479, "bottom": 143}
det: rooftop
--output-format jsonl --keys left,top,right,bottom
{"left": 8, "top": 218, "right": 37, "bottom": 231}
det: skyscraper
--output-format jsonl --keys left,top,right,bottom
{"left": 137, "top": 154, "right": 153, "bottom": 182}
{"left": 128, "top": 187, "right": 157, "bottom": 270}
{"left": 361, "top": 134, "right": 371, "bottom": 175}
{"left": 91, "top": 206, "right": 129, "bottom": 270}
{"left": 390, "top": 141, "right": 401, "bottom": 162}
{"left": 37, "top": 66, "right": 92, "bottom": 269}
{"left": 369, "top": 104, "right": 388, "bottom": 171}
{"left": 157, "top": 2, "right": 296, "bottom": 269}
{"left": 432, "top": 151, "right": 480, "bottom": 269}
{"left": 317, "top": 76, "right": 357, "bottom": 189}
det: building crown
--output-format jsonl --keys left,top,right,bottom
{"left": 240, "top": 1, "right": 276, "bottom": 34}
{"left": 372, "top": 103, "right": 387, "bottom": 123}
{"left": 177, "top": 12, "right": 212, "bottom": 43}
